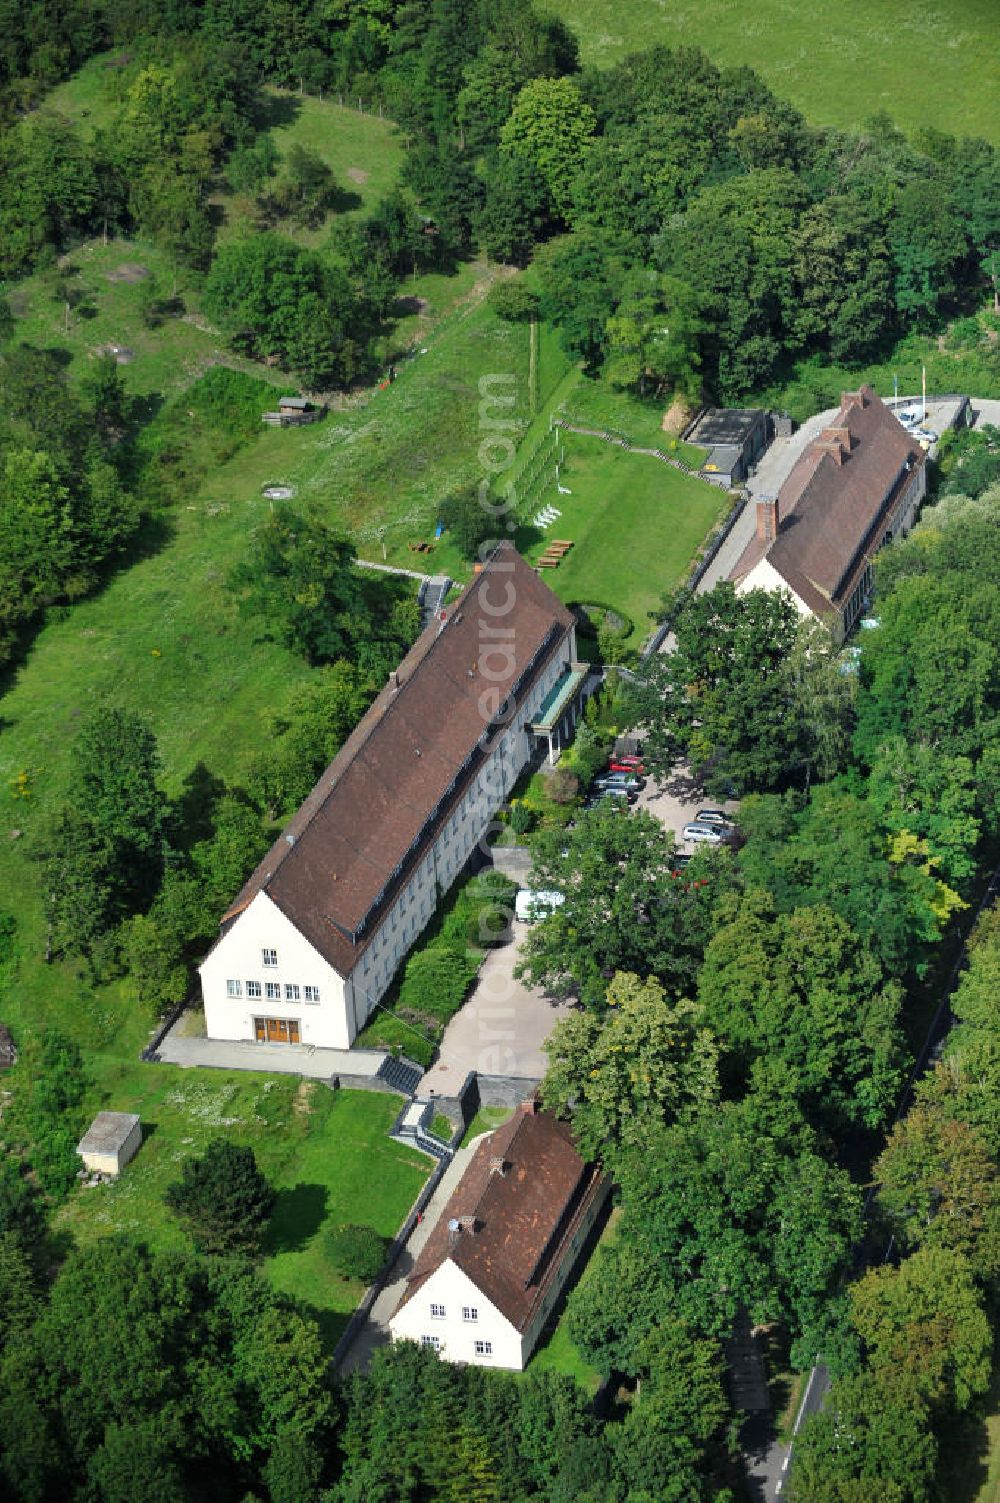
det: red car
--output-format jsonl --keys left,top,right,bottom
{"left": 609, "top": 757, "right": 645, "bottom": 775}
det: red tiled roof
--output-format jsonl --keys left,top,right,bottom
{"left": 395, "top": 1103, "right": 604, "bottom": 1332}
{"left": 218, "top": 546, "right": 574, "bottom": 977}
{"left": 730, "top": 387, "right": 925, "bottom": 613}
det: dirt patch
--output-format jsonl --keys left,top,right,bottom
{"left": 105, "top": 262, "right": 149, "bottom": 285}
{"left": 293, "top": 1080, "right": 315, "bottom": 1116}
{"left": 346, "top": 167, "right": 369, "bottom": 184}
{"left": 661, "top": 396, "right": 696, "bottom": 436}
{"left": 94, "top": 343, "right": 134, "bottom": 365}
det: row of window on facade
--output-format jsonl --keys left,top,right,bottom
{"left": 430, "top": 1303, "right": 478, "bottom": 1320}
{"left": 227, "top": 980, "right": 320, "bottom": 1002}
{"left": 421, "top": 1335, "right": 492, "bottom": 1355}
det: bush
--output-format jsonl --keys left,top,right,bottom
{"left": 398, "top": 946, "right": 477, "bottom": 1021}
{"left": 547, "top": 768, "right": 580, "bottom": 805}
{"left": 356, "top": 1013, "right": 435, "bottom": 1067}
{"left": 324, "top": 1222, "right": 389, "bottom": 1282}
{"left": 489, "top": 281, "right": 540, "bottom": 323}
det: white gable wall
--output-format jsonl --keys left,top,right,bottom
{"left": 389, "top": 1258, "right": 525, "bottom": 1370}
{"left": 735, "top": 560, "right": 815, "bottom": 621}
{"left": 200, "top": 891, "right": 351, "bottom": 1048}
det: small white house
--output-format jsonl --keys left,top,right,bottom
{"left": 729, "top": 386, "right": 927, "bottom": 641}
{"left": 77, "top": 1112, "right": 142, "bottom": 1177}
{"left": 389, "top": 1100, "right": 609, "bottom": 1371}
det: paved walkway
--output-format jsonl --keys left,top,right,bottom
{"left": 419, "top": 926, "right": 574, "bottom": 1097}
{"left": 156, "top": 1021, "right": 385, "bottom": 1080}
{"left": 337, "top": 1137, "right": 486, "bottom": 1374}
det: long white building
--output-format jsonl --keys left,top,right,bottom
{"left": 199, "top": 545, "right": 584, "bottom": 1050}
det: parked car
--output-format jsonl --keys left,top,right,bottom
{"left": 913, "top": 428, "right": 939, "bottom": 446}
{"left": 695, "top": 808, "right": 733, "bottom": 827}
{"left": 610, "top": 755, "right": 646, "bottom": 774}
{"left": 586, "top": 787, "right": 635, "bottom": 809}
{"left": 896, "top": 407, "right": 924, "bottom": 428}
{"left": 594, "top": 771, "right": 645, "bottom": 794}
{"left": 682, "top": 821, "right": 724, "bottom": 845}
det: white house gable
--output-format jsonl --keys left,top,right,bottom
{"left": 389, "top": 1259, "right": 523, "bottom": 1369}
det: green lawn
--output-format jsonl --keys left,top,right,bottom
{"left": 522, "top": 432, "right": 727, "bottom": 640}
{"left": 56, "top": 1076, "right": 428, "bottom": 1349}
{"left": 460, "top": 1106, "right": 515, "bottom": 1147}
{"left": 540, "top": 0, "right": 1000, "bottom": 145}
{"left": 558, "top": 377, "right": 704, "bottom": 461}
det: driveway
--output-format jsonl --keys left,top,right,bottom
{"left": 419, "top": 924, "right": 574, "bottom": 1097}
{"left": 634, "top": 763, "right": 739, "bottom": 854}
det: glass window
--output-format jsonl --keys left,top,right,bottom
{"left": 262, "top": 948, "right": 278, "bottom": 967}
{"left": 430, "top": 1303, "right": 446, "bottom": 1318}
{"left": 462, "top": 1307, "right": 478, "bottom": 1322}
{"left": 420, "top": 1335, "right": 441, "bottom": 1349}
{"left": 285, "top": 984, "right": 300, "bottom": 1001}
{"left": 226, "top": 979, "right": 242, "bottom": 998}
{"left": 246, "top": 980, "right": 262, "bottom": 998}
{"left": 473, "top": 1340, "right": 492, "bottom": 1356}
{"left": 304, "top": 985, "right": 321, "bottom": 1003}
{"left": 265, "top": 982, "right": 281, "bottom": 1000}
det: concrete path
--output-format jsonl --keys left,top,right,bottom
{"left": 419, "top": 926, "right": 574, "bottom": 1097}
{"left": 156, "top": 1022, "right": 385, "bottom": 1080}
{"left": 337, "top": 1137, "right": 485, "bottom": 1375}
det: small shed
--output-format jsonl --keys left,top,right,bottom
{"left": 77, "top": 1111, "right": 142, "bottom": 1178}
{"left": 0, "top": 1022, "right": 16, "bottom": 1069}
{"left": 686, "top": 407, "right": 772, "bottom": 487}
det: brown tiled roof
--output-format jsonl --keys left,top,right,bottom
{"left": 218, "top": 546, "right": 574, "bottom": 977}
{"left": 394, "top": 1103, "right": 604, "bottom": 1332}
{"left": 730, "top": 387, "right": 925, "bottom": 613}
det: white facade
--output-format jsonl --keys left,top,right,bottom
{"left": 77, "top": 1112, "right": 142, "bottom": 1178}
{"left": 388, "top": 1168, "right": 611, "bottom": 1371}
{"left": 201, "top": 632, "right": 577, "bottom": 1050}
{"left": 735, "top": 558, "right": 812, "bottom": 620}
{"left": 390, "top": 1260, "right": 525, "bottom": 1369}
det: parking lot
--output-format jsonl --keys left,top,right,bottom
{"left": 595, "top": 762, "right": 739, "bottom": 852}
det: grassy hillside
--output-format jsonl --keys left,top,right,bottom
{"left": 541, "top": 0, "right": 1000, "bottom": 145}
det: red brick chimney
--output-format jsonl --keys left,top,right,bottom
{"left": 756, "top": 496, "right": 779, "bottom": 543}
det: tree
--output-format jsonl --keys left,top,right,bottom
{"left": 610, "top": 1325, "right": 730, "bottom": 1500}
{"left": 64, "top": 706, "right": 166, "bottom": 924}
{"left": 602, "top": 270, "right": 702, "bottom": 399}
{"left": 499, "top": 77, "right": 596, "bottom": 220}
{"left": 204, "top": 234, "right": 366, "bottom": 386}
{"left": 788, "top": 1372, "right": 937, "bottom": 1503}
{"left": 542, "top": 971, "right": 719, "bottom": 1157}
{"left": 476, "top": 152, "right": 550, "bottom": 265}
{"left": 0, "top": 448, "right": 73, "bottom": 658}
{"left": 866, "top": 737, "right": 980, "bottom": 890}
{"left": 697, "top": 892, "right": 906, "bottom": 1131}
{"left": 790, "top": 194, "right": 895, "bottom": 361}
{"left": 874, "top": 1106, "right": 1000, "bottom": 1277}
{"left": 166, "top": 1139, "right": 275, "bottom": 1253}
{"left": 437, "top": 484, "right": 497, "bottom": 559}
{"left": 624, "top": 583, "right": 823, "bottom": 796}
{"left": 535, "top": 230, "right": 615, "bottom": 371}
{"left": 849, "top": 1247, "right": 991, "bottom": 1412}
{"left": 515, "top": 805, "right": 738, "bottom": 1007}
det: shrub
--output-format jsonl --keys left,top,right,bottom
{"left": 398, "top": 946, "right": 477, "bottom": 1021}
{"left": 324, "top": 1222, "right": 389, "bottom": 1282}
{"left": 489, "top": 281, "right": 540, "bottom": 323}
{"left": 507, "top": 800, "right": 534, "bottom": 837}
{"left": 356, "top": 1013, "right": 435, "bottom": 1067}
{"left": 547, "top": 768, "right": 580, "bottom": 805}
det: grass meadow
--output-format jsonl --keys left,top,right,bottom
{"left": 522, "top": 432, "right": 728, "bottom": 640}
{"left": 540, "top": 0, "right": 1000, "bottom": 145}
{"left": 55, "top": 1074, "right": 429, "bottom": 1349}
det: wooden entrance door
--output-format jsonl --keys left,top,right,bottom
{"left": 254, "top": 1017, "right": 300, "bottom": 1044}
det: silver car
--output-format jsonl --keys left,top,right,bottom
{"left": 682, "top": 821, "right": 724, "bottom": 845}
{"left": 695, "top": 809, "right": 733, "bottom": 828}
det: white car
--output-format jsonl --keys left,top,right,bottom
{"left": 912, "top": 428, "right": 938, "bottom": 446}
{"left": 896, "top": 408, "right": 923, "bottom": 428}
{"left": 682, "top": 822, "right": 724, "bottom": 845}
{"left": 514, "top": 889, "right": 566, "bottom": 923}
